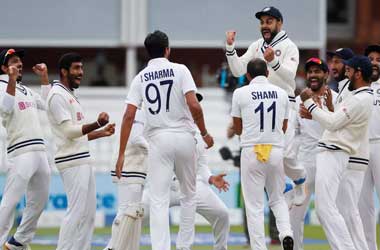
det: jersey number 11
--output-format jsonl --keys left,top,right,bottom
{"left": 254, "top": 101, "right": 276, "bottom": 132}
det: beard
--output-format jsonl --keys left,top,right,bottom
{"left": 370, "top": 64, "right": 379, "bottom": 82}
{"left": 307, "top": 78, "right": 324, "bottom": 91}
{"left": 348, "top": 78, "right": 355, "bottom": 91}
{"left": 68, "top": 74, "right": 80, "bottom": 90}
{"left": 335, "top": 69, "right": 346, "bottom": 82}
{"left": 261, "top": 29, "right": 278, "bottom": 44}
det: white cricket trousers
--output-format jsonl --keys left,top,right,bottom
{"left": 189, "top": 181, "right": 230, "bottom": 250}
{"left": 143, "top": 180, "right": 230, "bottom": 250}
{"left": 106, "top": 183, "right": 143, "bottom": 249}
{"left": 241, "top": 146, "right": 293, "bottom": 250}
{"left": 359, "top": 142, "right": 380, "bottom": 250}
{"left": 289, "top": 159, "right": 316, "bottom": 250}
{"left": 315, "top": 150, "right": 355, "bottom": 250}
{"left": 148, "top": 132, "right": 197, "bottom": 250}
{"left": 0, "top": 151, "right": 50, "bottom": 245}
{"left": 56, "top": 164, "right": 96, "bottom": 250}
{"left": 284, "top": 109, "right": 306, "bottom": 183}
{"left": 336, "top": 168, "right": 368, "bottom": 250}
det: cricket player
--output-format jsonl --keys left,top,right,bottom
{"left": 46, "top": 53, "right": 115, "bottom": 250}
{"left": 115, "top": 30, "right": 214, "bottom": 250}
{"left": 104, "top": 108, "right": 148, "bottom": 250}
{"left": 359, "top": 44, "right": 380, "bottom": 250}
{"left": 231, "top": 58, "right": 293, "bottom": 250}
{"left": 327, "top": 48, "right": 355, "bottom": 94}
{"left": 225, "top": 6, "right": 306, "bottom": 205}
{"left": 300, "top": 55, "right": 373, "bottom": 250}
{"left": 0, "top": 49, "right": 51, "bottom": 250}
{"left": 300, "top": 49, "right": 370, "bottom": 250}
{"left": 290, "top": 58, "right": 336, "bottom": 250}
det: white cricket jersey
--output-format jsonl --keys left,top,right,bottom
{"left": 0, "top": 74, "right": 49, "bottom": 157}
{"left": 126, "top": 58, "right": 197, "bottom": 138}
{"left": 335, "top": 79, "right": 371, "bottom": 169}
{"left": 226, "top": 30, "right": 299, "bottom": 103}
{"left": 304, "top": 86, "right": 373, "bottom": 155}
{"left": 369, "top": 79, "right": 380, "bottom": 142}
{"left": 47, "top": 81, "right": 90, "bottom": 170}
{"left": 295, "top": 91, "right": 337, "bottom": 164}
{"left": 231, "top": 75, "right": 289, "bottom": 148}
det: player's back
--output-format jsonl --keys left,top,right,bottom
{"left": 129, "top": 58, "right": 196, "bottom": 137}
{"left": 233, "top": 76, "right": 289, "bottom": 147}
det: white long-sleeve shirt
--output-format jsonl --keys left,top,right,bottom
{"left": 295, "top": 92, "right": 337, "bottom": 165}
{"left": 304, "top": 86, "right": 373, "bottom": 155}
{"left": 226, "top": 30, "right": 299, "bottom": 101}
{"left": 0, "top": 74, "right": 50, "bottom": 157}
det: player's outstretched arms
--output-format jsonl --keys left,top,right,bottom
{"left": 185, "top": 91, "right": 214, "bottom": 148}
{"left": 115, "top": 104, "right": 137, "bottom": 178}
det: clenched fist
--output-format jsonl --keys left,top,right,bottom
{"left": 102, "top": 123, "right": 115, "bottom": 136}
{"left": 32, "top": 63, "right": 48, "bottom": 77}
{"left": 7, "top": 65, "right": 19, "bottom": 82}
{"left": 97, "top": 112, "right": 109, "bottom": 127}
{"left": 263, "top": 47, "right": 275, "bottom": 62}
{"left": 226, "top": 30, "right": 236, "bottom": 46}
{"left": 33, "top": 63, "right": 49, "bottom": 85}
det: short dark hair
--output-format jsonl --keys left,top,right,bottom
{"left": 247, "top": 59, "right": 268, "bottom": 78}
{"left": 144, "top": 30, "right": 169, "bottom": 58}
{"left": 58, "top": 52, "right": 82, "bottom": 76}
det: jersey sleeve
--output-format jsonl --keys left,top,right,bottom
{"left": 303, "top": 97, "right": 363, "bottom": 131}
{"left": 226, "top": 41, "right": 258, "bottom": 77}
{"left": 48, "top": 94, "right": 72, "bottom": 125}
{"left": 126, "top": 75, "right": 143, "bottom": 109}
{"left": 180, "top": 65, "right": 197, "bottom": 95}
{"left": 231, "top": 89, "right": 241, "bottom": 118}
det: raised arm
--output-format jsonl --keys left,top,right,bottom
{"left": 225, "top": 31, "right": 257, "bottom": 77}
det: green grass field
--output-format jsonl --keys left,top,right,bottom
{"left": 20, "top": 224, "right": 380, "bottom": 250}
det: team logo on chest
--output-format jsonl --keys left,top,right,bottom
{"left": 275, "top": 49, "right": 281, "bottom": 56}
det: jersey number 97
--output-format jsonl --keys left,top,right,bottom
{"left": 145, "top": 80, "right": 173, "bottom": 115}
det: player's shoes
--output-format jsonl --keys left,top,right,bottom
{"left": 3, "top": 237, "right": 31, "bottom": 250}
{"left": 282, "top": 236, "right": 294, "bottom": 250}
{"left": 293, "top": 182, "right": 307, "bottom": 206}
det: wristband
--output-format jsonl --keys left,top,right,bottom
{"left": 96, "top": 120, "right": 102, "bottom": 128}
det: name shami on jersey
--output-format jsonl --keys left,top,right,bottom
{"left": 251, "top": 90, "right": 278, "bottom": 100}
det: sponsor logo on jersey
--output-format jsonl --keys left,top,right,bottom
{"left": 18, "top": 101, "right": 36, "bottom": 110}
